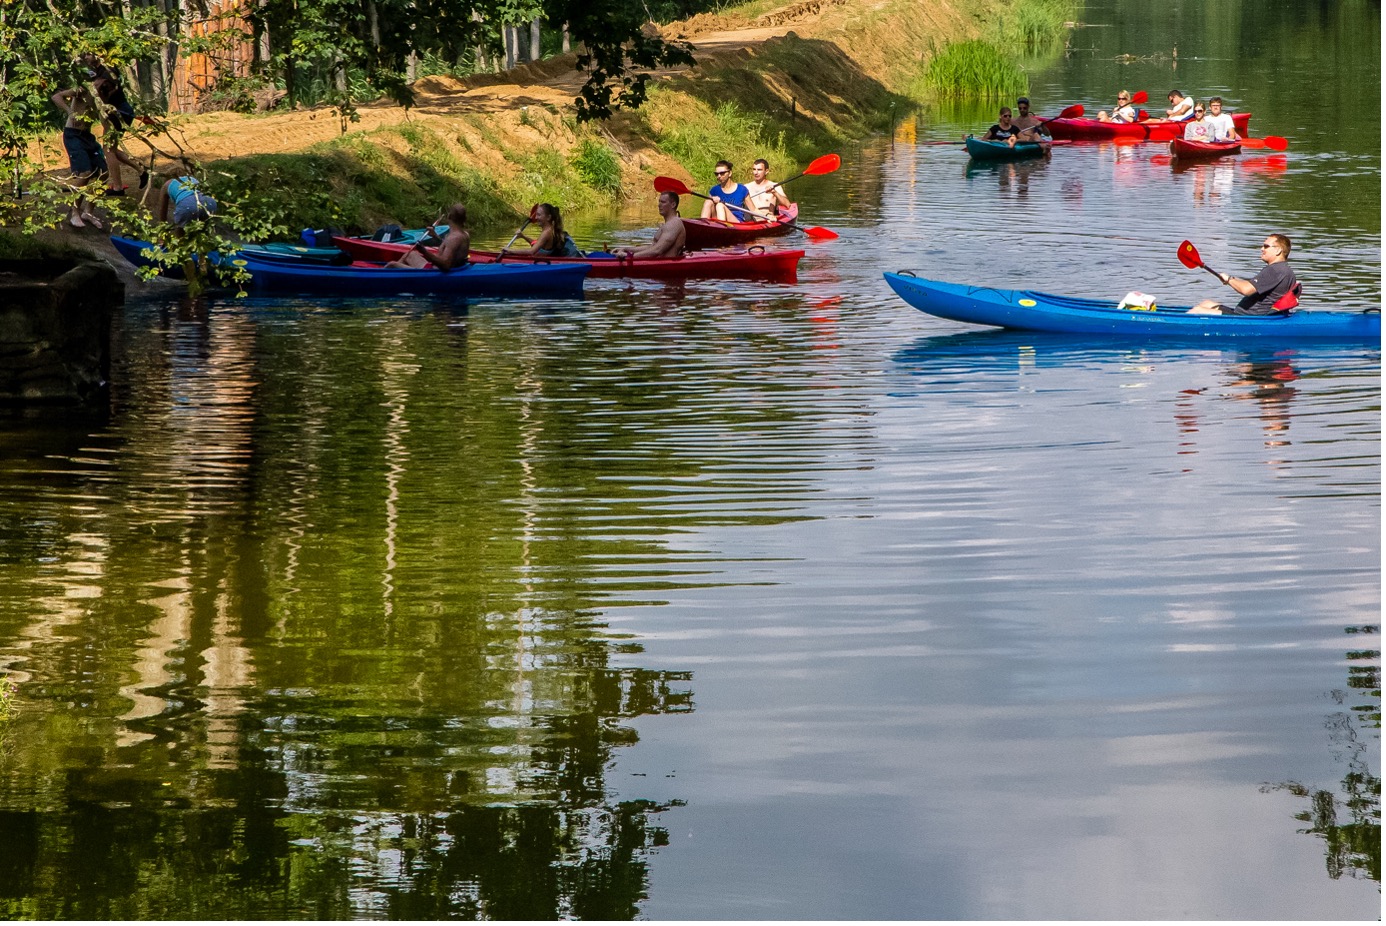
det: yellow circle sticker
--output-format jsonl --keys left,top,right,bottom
{"left": 233, "top": 259, "right": 248, "bottom": 267}
{"left": 1018, "top": 298, "right": 1037, "bottom": 307}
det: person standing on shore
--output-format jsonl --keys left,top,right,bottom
{"left": 50, "top": 81, "right": 105, "bottom": 228}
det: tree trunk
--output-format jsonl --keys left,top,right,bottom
{"left": 530, "top": 19, "right": 540, "bottom": 61}
{"left": 562, "top": 23, "right": 570, "bottom": 53}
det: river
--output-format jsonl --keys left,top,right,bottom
{"left": 0, "top": 0, "right": 1378, "bottom": 919}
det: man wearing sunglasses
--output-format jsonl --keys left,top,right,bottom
{"left": 1189, "top": 235, "right": 1298, "bottom": 315}
{"left": 700, "top": 160, "right": 752, "bottom": 223}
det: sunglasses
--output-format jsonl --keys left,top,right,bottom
{"left": 1195, "top": 109, "right": 1205, "bottom": 114}
{"left": 715, "top": 170, "right": 729, "bottom": 176}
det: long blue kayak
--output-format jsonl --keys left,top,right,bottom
{"left": 884, "top": 272, "right": 1382, "bottom": 341}
{"left": 112, "top": 236, "right": 587, "bottom": 298}
{"left": 965, "top": 136, "right": 1049, "bottom": 161}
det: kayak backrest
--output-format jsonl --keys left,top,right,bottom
{"left": 1273, "top": 281, "right": 1302, "bottom": 311}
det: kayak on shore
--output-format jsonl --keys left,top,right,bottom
{"left": 1046, "top": 112, "right": 1252, "bottom": 141}
{"left": 334, "top": 236, "right": 804, "bottom": 282}
{"left": 1169, "top": 137, "right": 1242, "bottom": 160}
{"left": 883, "top": 271, "right": 1381, "bottom": 341}
{"left": 111, "top": 236, "right": 588, "bottom": 297}
{"left": 965, "top": 136, "right": 1050, "bottom": 161}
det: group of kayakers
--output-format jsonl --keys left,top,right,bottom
{"left": 979, "top": 97, "right": 1052, "bottom": 148}
{"left": 1096, "top": 89, "right": 1240, "bottom": 141}
{"left": 700, "top": 158, "right": 794, "bottom": 223}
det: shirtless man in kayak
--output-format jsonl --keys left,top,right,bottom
{"left": 1011, "top": 97, "right": 1050, "bottom": 142}
{"left": 743, "top": 158, "right": 792, "bottom": 219}
{"left": 614, "top": 192, "right": 686, "bottom": 259}
{"left": 1188, "top": 234, "right": 1296, "bottom": 315}
{"left": 387, "top": 203, "right": 470, "bottom": 269}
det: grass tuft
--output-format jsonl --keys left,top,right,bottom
{"left": 916, "top": 41, "right": 1030, "bottom": 99}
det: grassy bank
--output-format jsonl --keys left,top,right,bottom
{"left": 75, "top": 0, "right": 1072, "bottom": 238}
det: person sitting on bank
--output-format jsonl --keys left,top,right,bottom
{"left": 743, "top": 158, "right": 792, "bottom": 219}
{"left": 500, "top": 203, "right": 579, "bottom": 258}
{"left": 980, "top": 107, "right": 1026, "bottom": 147}
{"left": 700, "top": 161, "right": 751, "bottom": 223}
{"left": 1204, "top": 97, "right": 1239, "bottom": 142}
{"left": 1163, "top": 89, "right": 1195, "bottom": 122}
{"left": 387, "top": 203, "right": 470, "bottom": 269}
{"left": 1096, "top": 91, "right": 1137, "bottom": 123}
{"left": 1011, "top": 97, "right": 1050, "bottom": 141}
{"left": 614, "top": 191, "right": 685, "bottom": 260}
{"left": 155, "top": 175, "right": 219, "bottom": 226}
{"left": 1182, "top": 103, "right": 1211, "bottom": 140}
{"left": 1188, "top": 234, "right": 1297, "bottom": 315}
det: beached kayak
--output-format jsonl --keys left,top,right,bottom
{"left": 1169, "top": 137, "right": 1242, "bottom": 160}
{"left": 681, "top": 204, "right": 799, "bottom": 250}
{"left": 112, "top": 236, "right": 588, "bottom": 297}
{"left": 965, "top": 136, "right": 1049, "bottom": 160}
{"left": 1046, "top": 113, "right": 1252, "bottom": 141}
{"left": 883, "top": 271, "right": 1380, "bottom": 340}
{"left": 333, "top": 237, "right": 803, "bottom": 281}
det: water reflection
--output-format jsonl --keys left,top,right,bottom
{"left": 1262, "top": 623, "right": 1381, "bottom": 883}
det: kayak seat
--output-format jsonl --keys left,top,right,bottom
{"left": 1273, "top": 281, "right": 1302, "bottom": 311}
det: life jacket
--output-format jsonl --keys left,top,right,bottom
{"left": 1272, "top": 281, "right": 1302, "bottom": 312}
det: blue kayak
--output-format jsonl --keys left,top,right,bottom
{"left": 884, "top": 272, "right": 1382, "bottom": 341}
{"left": 965, "top": 136, "right": 1049, "bottom": 160}
{"left": 113, "top": 236, "right": 587, "bottom": 298}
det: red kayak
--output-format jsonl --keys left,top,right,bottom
{"left": 1169, "top": 137, "right": 1242, "bottom": 160}
{"left": 334, "top": 236, "right": 803, "bottom": 282}
{"left": 681, "top": 204, "right": 799, "bottom": 250}
{"left": 1046, "top": 113, "right": 1252, "bottom": 141}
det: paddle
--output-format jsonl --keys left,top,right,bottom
{"left": 1239, "top": 136, "right": 1288, "bottom": 151}
{"left": 768, "top": 153, "right": 840, "bottom": 191}
{"left": 1177, "top": 240, "right": 1224, "bottom": 281}
{"left": 653, "top": 177, "right": 838, "bottom": 240}
{"left": 500, "top": 204, "right": 540, "bottom": 252}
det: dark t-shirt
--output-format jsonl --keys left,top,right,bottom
{"left": 986, "top": 123, "right": 1024, "bottom": 140}
{"left": 1232, "top": 261, "right": 1296, "bottom": 315}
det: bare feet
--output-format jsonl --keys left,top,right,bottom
{"left": 69, "top": 213, "right": 86, "bottom": 228}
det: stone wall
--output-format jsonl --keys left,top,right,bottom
{"left": 0, "top": 259, "right": 121, "bottom": 406}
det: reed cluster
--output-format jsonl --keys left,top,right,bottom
{"left": 920, "top": 41, "right": 1030, "bottom": 99}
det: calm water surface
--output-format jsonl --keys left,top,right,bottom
{"left": 0, "top": 0, "right": 1378, "bottom": 919}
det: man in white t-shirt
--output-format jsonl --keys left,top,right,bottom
{"left": 1204, "top": 97, "right": 1239, "bottom": 141}
{"left": 1164, "top": 90, "right": 1195, "bottom": 122}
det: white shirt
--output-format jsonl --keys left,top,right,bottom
{"left": 1167, "top": 96, "right": 1194, "bottom": 121}
{"left": 1206, "top": 112, "right": 1236, "bottom": 141}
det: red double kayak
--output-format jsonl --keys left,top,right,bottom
{"left": 681, "top": 204, "right": 799, "bottom": 250}
{"left": 1046, "top": 113, "right": 1252, "bottom": 141}
{"left": 1169, "top": 137, "right": 1242, "bottom": 160}
{"left": 334, "top": 236, "right": 803, "bottom": 282}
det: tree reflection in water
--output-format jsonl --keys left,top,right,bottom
{"left": 1263, "top": 624, "right": 1380, "bottom": 883}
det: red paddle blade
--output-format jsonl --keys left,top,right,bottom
{"left": 1058, "top": 103, "right": 1084, "bottom": 119}
{"left": 1177, "top": 240, "right": 1203, "bottom": 270}
{"left": 805, "top": 154, "right": 841, "bottom": 175}
{"left": 1130, "top": 90, "right": 1149, "bottom": 106}
{"left": 1263, "top": 135, "right": 1288, "bottom": 151}
{"left": 1136, "top": 109, "right": 1150, "bottom": 121}
{"left": 653, "top": 176, "right": 692, "bottom": 195}
{"left": 527, "top": 204, "right": 539, "bottom": 219}
{"left": 803, "top": 225, "right": 838, "bottom": 240}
